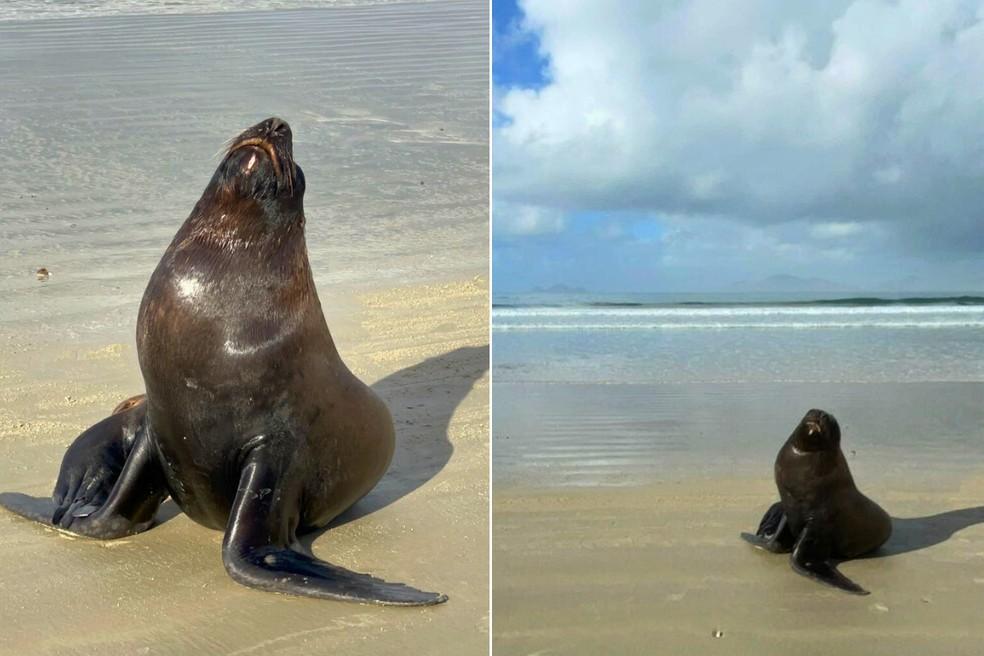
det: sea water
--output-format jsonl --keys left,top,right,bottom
{"left": 492, "top": 293, "right": 984, "bottom": 485}
{"left": 493, "top": 293, "right": 984, "bottom": 384}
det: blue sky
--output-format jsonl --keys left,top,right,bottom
{"left": 492, "top": 0, "right": 546, "bottom": 90}
{"left": 492, "top": 0, "right": 984, "bottom": 294}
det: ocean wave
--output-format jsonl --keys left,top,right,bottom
{"left": 493, "top": 304, "right": 984, "bottom": 319}
{"left": 657, "top": 295, "right": 984, "bottom": 308}
{"left": 492, "top": 319, "right": 984, "bottom": 331}
{"left": 492, "top": 295, "right": 984, "bottom": 311}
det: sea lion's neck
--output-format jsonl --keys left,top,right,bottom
{"left": 177, "top": 188, "right": 305, "bottom": 255}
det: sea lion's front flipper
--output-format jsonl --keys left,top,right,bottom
{"left": 222, "top": 442, "right": 447, "bottom": 606}
{"left": 1, "top": 429, "right": 168, "bottom": 540}
{"left": 741, "top": 501, "right": 794, "bottom": 553}
{"left": 790, "top": 524, "right": 868, "bottom": 595}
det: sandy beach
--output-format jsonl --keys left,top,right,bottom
{"left": 1, "top": 277, "right": 488, "bottom": 656}
{"left": 0, "top": 1, "right": 488, "bottom": 654}
{"left": 492, "top": 381, "right": 984, "bottom": 655}
{"left": 494, "top": 475, "right": 984, "bottom": 656}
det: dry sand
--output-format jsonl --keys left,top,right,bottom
{"left": 493, "top": 474, "right": 984, "bottom": 655}
{"left": 0, "top": 275, "right": 488, "bottom": 655}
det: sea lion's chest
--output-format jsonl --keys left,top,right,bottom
{"left": 140, "top": 251, "right": 312, "bottom": 371}
{"left": 776, "top": 448, "right": 854, "bottom": 526}
{"left": 136, "top": 248, "right": 325, "bottom": 441}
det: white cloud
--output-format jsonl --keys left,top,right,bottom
{"left": 495, "top": 0, "right": 984, "bottom": 254}
{"left": 494, "top": 202, "right": 566, "bottom": 236}
{"left": 810, "top": 221, "right": 863, "bottom": 239}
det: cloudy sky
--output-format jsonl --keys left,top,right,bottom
{"left": 493, "top": 0, "right": 984, "bottom": 294}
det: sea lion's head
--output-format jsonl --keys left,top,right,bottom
{"left": 211, "top": 117, "right": 306, "bottom": 217}
{"left": 791, "top": 408, "right": 840, "bottom": 451}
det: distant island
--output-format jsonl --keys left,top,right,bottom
{"left": 531, "top": 283, "right": 587, "bottom": 294}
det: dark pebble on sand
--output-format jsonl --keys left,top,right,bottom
{"left": 36, "top": 267, "right": 49, "bottom": 281}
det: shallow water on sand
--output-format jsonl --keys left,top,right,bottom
{"left": 0, "top": 0, "right": 487, "bottom": 343}
{"left": 492, "top": 295, "right": 984, "bottom": 487}
{"left": 493, "top": 381, "right": 984, "bottom": 487}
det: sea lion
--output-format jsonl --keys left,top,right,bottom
{"left": 741, "top": 408, "right": 892, "bottom": 595}
{"left": 0, "top": 117, "right": 445, "bottom": 606}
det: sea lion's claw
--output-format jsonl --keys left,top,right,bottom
{"left": 741, "top": 532, "right": 771, "bottom": 550}
{"left": 52, "top": 467, "right": 113, "bottom": 526}
{"left": 71, "top": 503, "right": 102, "bottom": 519}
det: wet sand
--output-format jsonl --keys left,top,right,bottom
{"left": 0, "top": 1, "right": 488, "bottom": 653}
{"left": 494, "top": 477, "right": 984, "bottom": 655}
{"left": 492, "top": 382, "right": 984, "bottom": 655}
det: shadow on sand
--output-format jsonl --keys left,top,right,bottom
{"left": 328, "top": 344, "right": 487, "bottom": 528}
{"left": 869, "top": 506, "right": 984, "bottom": 558}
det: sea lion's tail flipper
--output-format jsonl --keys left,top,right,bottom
{"left": 790, "top": 524, "right": 869, "bottom": 595}
{"left": 741, "top": 501, "right": 794, "bottom": 553}
{"left": 222, "top": 443, "right": 447, "bottom": 606}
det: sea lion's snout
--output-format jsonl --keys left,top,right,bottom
{"left": 267, "top": 116, "right": 287, "bottom": 134}
{"left": 797, "top": 409, "right": 840, "bottom": 446}
{"left": 233, "top": 116, "right": 292, "bottom": 145}
{"left": 802, "top": 409, "right": 828, "bottom": 435}
{"left": 222, "top": 117, "right": 298, "bottom": 198}
{"left": 804, "top": 407, "right": 826, "bottom": 421}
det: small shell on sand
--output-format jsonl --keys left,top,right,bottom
{"left": 36, "top": 267, "right": 50, "bottom": 281}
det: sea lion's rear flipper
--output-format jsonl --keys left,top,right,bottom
{"left": 741, "top": 501, "right": 794, "bottom": 553}
{"left": 1, "top": 427, "right": 168, "bottom": 540}
{"left": 790, "top": 524, "right": 868, "bottom": 595}
{"left": 222, "top": 443, "right": 447, "bottom": 606}
{"left": 51, "top": 397, "right": 149, "bottom": 526}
